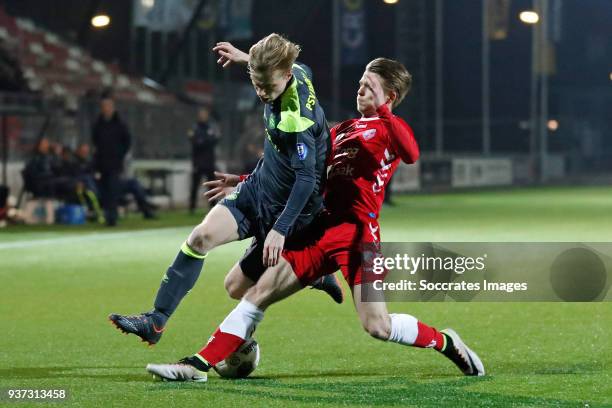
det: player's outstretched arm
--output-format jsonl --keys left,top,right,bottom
{"left": 212, "top": 42, "right": 249, "bottom": 68}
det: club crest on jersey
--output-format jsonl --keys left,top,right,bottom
{"left": 296, "top": 143, "right": 308, "bottom": 160}
{"left": 362, "top": 129, "right": 377, "bottom": 140}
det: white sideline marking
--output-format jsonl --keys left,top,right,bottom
{"left": 0, "top": 227, "right": 189, "bottom": 250}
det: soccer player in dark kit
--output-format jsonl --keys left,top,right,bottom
{"left": 109, "top": 33, "right": 342, "bottom": 344}
{"left": 146, "top": 58, "right": 484, "bottom": 382}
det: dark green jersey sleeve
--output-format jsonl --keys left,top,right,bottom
{"left": 288, "top": 128, "right": 316, "bottom": 169}
{"left": 273, "top": 127, "right": 317, "bottom": 235}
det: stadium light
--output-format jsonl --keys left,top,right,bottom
{"left": 519, "top": 11, "right": 539, "bottom": 24}
{"left": 91, "top": 14, "right": 110, "bottom": 28}
{"left": 383, "top": 0, "right": 399, "bottom": 4}
{"left": 547, "top": 119, "right": 559, "bottom": 132}
{"left": 609, "top": 72, "right": 612, "bottom": 81}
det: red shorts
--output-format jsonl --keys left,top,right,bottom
{"left": 282, "top": 212, "right": 382, "bottom": 288}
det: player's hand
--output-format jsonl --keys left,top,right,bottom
{"left": 262, "top": 229, "right": 286, "bottom": 267}
{"left": 203, "top": 171, "right": 241, "bottom": 202}
{"left": 364, "top": 72, "right": 387, "bottom": 109}
{"left": 212, "top": 42, "right": 249, "bottom": 68}
{"left": 203, "top": 185, "right": 235, "bottom": 202}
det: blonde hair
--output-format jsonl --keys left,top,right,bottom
{"left": 366, "top": 58, "right": 412, "bottom": 109}
{"left": 248, "top": 33, "right": 301, "bottom": 76}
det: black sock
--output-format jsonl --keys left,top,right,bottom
{"left": 153, "top": 242, "right": 206, "bottom": 323}
{"left": 439, "top": 333, "right": 470, "bottom": 372}
{"left": 180, "top": 355, "right": 211, "bottom": 371}
{"left": 440, "top": 333, "right": 455, "bottom": 358}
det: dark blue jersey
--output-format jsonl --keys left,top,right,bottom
{"left": 249, "top": 63, "right": 329, "bottom": 236}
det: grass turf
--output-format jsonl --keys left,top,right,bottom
{"left": 1, "top": 186, "right": 611, "bottom": 407}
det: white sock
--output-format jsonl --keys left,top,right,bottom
{"left": 218, "top": 299, "right": 264, "bottom": 339}
{"left": 388, "top": 313, "right": 419, "bottom": 345}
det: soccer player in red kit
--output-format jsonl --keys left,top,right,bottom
{"left": 146, "top": 58, "right": 485, "bottom": 382}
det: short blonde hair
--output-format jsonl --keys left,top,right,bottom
{"left": 248, "top": 33, "right": 301, "bottom": 76}
{"left": 366, "top": 58, "right": 412, "bottom": 109}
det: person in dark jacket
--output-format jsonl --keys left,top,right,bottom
{"left": 92, "top": 94, "right": 131, "bottom": 226}
{"left": 22, "top": 138, "right": 57, "bottom": 198}
{"left": 23, "top": 140, "right": 82, "bottom": 205}
{"left": 75, "top": 143, "right": 155, "bottom": 222}
{"left": 74, "top": 144, "right": 98, "bottom": 194}
{"left": 188, "top": 106, "right": 219, "bottom": 213}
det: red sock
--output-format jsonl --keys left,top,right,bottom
{"left": 197, "top": 328, "right": 245, "bottom": 366}
{"left": 414, "top": 321, "right": 445, "bottom": 351}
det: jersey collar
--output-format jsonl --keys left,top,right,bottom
{"left": 358, "top": 116, "right": 380, "bottom": 122}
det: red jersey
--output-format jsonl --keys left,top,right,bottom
{"left": 325, "top": 105, "right": 419, "bottom": 221}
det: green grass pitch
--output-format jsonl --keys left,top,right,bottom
{"left": 1, "top": 186, "right": 611, "bottom": 407}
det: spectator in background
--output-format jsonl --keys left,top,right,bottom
{"left": 49, "top": 142, "right": 65, "bottom": 174}
{"left": 75, "top": 142, "right": 155, "bottom": 221}
{"left": 22, "top": 138, "right": 57, "bottom": 224}
{"left": 92, "top": 93, "right": 131, "bottom": 226}
{"left": 74, "top": 143, "right": 99, "bottom": 195}
{"left": 22, "top": 137, "right": 56, "bottom": 198}
{"left": 188, "top": 106, "right": 219, "bottom": 214}
{"left": 119, "top": 177, "right": 157, "bottom": 220}
{"left": 72, "top": 143, "right": 104, "bottom": 223}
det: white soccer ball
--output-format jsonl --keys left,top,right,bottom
{"left": 213, "top": 339, "right": 260, "bottom": 378}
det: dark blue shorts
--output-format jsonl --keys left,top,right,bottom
{"left": 219, "top": 180, "right": 319, "bottom": 282}
{"left": 219, "top": 180, "right": 263, "bottom": 241}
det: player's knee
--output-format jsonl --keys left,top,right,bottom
{"left": 362, "top": 315, "right": 391, "bottom": 340}
{"left": 224, "top": 275, "right": 246, "bottom": 300}
{"left": 187, "top": 223, "right": 213, "bottom": 253}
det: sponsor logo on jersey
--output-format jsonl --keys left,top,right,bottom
{"left": 296, "top": 143, "right": 308, "bottom": 160}
{"left": 355, "top": 123, "right": 368, "bottom": 129}
{"left": 335, "top": 147, "right": 360, "bottom": 159}
{"left": 329, "top": 164, "right": 355, "bottom": 177}
{"left": 362, "top": 129, "right": 377, "bottom": 140}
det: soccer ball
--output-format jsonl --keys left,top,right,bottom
{"left": 213, "top": 339, "right": 260, "bottom": 378}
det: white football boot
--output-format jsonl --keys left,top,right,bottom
{"left": 441, "top": 328, "right": 485, "bottom": 376}
{"left": 146, "top": 357, "right": 208, "bottom": 382}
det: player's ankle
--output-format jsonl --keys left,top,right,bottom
{"left": 151, "top": 310, "right": 169, "bottom": 327}
{"left": 439, "top": 333, "right": 454, "bottom": 356}
{"left": 187, "top": 355, "right": 211, "bottom": 372}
